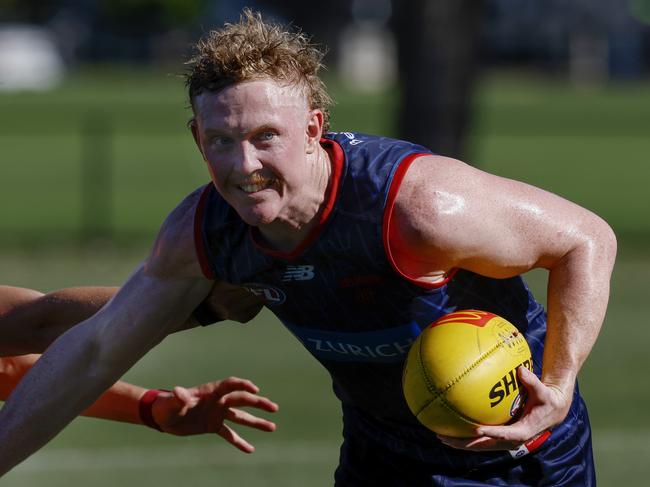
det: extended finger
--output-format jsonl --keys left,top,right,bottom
{"left": 214, "top": 377, "right": 260, "bottom": 395}
{"left": 476, "top": 420, "right": 535, "bottom": 442}
{"left": 226, "top": 408, "right": 277, "bottom": 432}
{"left": 221, "top": 391, "right": 279, "bottom": 412}
{"left": 438, "top": 434, "right": 516, "bottom": 451}
{"left": 217, "top": 424, "right": 255, "bottom": 453}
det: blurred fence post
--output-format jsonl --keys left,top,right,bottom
{"left": 81, "top": 112, "right": 113, "bottom": 243}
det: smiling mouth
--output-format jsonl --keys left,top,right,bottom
{"left": 239, "top": 179, "right": 275, "bottom": 194}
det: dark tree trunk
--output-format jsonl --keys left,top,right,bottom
{"left": 391, "top": 0, "right": 484, "bottom": 160}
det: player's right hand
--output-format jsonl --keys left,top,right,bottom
{"left": 439, "top": 367, "right": 569, "bottom": 452}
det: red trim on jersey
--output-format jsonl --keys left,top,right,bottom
{"left": 382, "top": 153, "right": 457, "bottom": 289}
{"left": 250, "top": 138, "right": 345, "bottom": 260}
{"left": 193, "top": 184, "right": 216, "bottom": 279}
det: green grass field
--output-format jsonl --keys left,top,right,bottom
{"left": 1, "top": 69, "right": 649, "bottom": 485}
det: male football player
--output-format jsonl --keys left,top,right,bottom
{"left": 0, "top": 11, "right": 616, "bottom": 485}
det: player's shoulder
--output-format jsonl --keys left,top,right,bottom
{"left": 395, "top": 154, "right": 480, "bottom": 208}
{"left": 390, "top": 154, "right": 484, "bottom": 242}
{"left": 324, "top": 131, "right": 426, "bottom": 153}
{"left": 146, "top": 185, "right": 210, "bottom": 278}
{"left": 325, "top": 131, "right": 434, "bottom": 186}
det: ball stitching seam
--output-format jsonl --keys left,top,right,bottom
{"left": 414, "top": 335, "right": 512, "bottom": 423}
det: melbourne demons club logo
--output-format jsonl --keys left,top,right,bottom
{"left": 432, "top": 309, "right": 495, "bottom": 328}
{"left": 244, "top": 283, "right": 286, "bottom": 305}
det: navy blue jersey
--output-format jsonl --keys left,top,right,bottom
{"left": 194, "top": 132, "right": 592, "bottom": 477}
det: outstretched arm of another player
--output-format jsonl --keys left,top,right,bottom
{"left": 0, "top": 285, "right": 117, "bottom": 356}
{"left": 0, "top": 355, "right": 276, "bottom": 450}
{"left": 390, "top": 155, "right": 617, "bottom": 451}
{"left": 0, "top": 282, "right": 240, "bottom": 357}
{"left": 0, "top": 279, "right": 261, "bottom": 357}
{"left": 150, "top": 378, "right": 278, "bottom": 452}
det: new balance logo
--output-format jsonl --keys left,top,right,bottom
{"left": 282, "top": 265, "right": 315, "bottom": 281}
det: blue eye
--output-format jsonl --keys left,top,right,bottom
{"left": 259, "top": 131, "right": 275, "bottom": 141}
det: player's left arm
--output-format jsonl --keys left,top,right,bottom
{"left": 389, "top": 155, "right": 617, "bottom": 450}
{"left": 0, "top": 281, "right": 260, "bottom": 356}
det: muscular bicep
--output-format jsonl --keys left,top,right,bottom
{"left": 390, "top": 155, "right": 606, "bottom": 280}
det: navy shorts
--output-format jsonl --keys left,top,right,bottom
{"left": 334, "top": 395, "right": 596, "bottom": 486}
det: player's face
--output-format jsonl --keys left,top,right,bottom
{"left": 191, "top": 79, "right": 324, "bottom": 231}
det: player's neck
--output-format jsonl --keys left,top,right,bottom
{"left": 257, "top": 147, "right": 332, "bottom": 253}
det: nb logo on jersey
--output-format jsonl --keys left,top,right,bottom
{"left": 282, "top": 265, "right": 315, "bottom": 281}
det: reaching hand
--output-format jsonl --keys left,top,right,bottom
{"left": 437, "top": 366, "right": 571, "bottom": 452}
{"left": 151, "top": 377, "right": 278, "bottom": 453}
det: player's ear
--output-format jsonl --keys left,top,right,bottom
{"left": 305, "top": 109, "right": 324, "bottom": 154}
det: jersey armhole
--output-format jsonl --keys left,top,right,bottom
{"left": 381, "top": 153, "right": 457, "bottom": 289}
{"left": 193, "top": 184, "right": 216, "bottom": 280}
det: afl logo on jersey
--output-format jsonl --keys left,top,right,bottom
{"left": 244, "top": 283, "right": 286, "bottom": 305}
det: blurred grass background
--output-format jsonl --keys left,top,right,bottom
{"left": 1, "top": 68, "right": 649, "bottom": 486}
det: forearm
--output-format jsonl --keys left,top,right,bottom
{"left": 80, "top": 381, "right": 147, "bottom": 424}
{"left": 0, "top": 286, "right": 117, "bottom": 356}
{"left": 1, "top": 354, "right": 148, "bottom": 424}
{"left": 0, "top": 325, "right": 128, "bottom": 476}
{"left": 542, "top": 223, "right": 617, "bottom": 393}
{"left": 26, "top": 287, "right": 117, "bottom": 353}
{"left": 0, "top": 267, "right": 211, "bottom": 475}
{"left": 0, "top": 355, "right": 39, "bottom": 400}
{"left": 37, "top": 287, "right": 117, "bottom": 329}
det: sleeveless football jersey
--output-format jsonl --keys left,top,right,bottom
{"left": 194, "top": 132, "right": 588, "bottom": 471}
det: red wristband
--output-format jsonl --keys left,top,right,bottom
{"left": 139, "top": 389, "right": 169, "bottom": 432}
{"left": 508, "top": 430, "right": 552, "bottom": 459}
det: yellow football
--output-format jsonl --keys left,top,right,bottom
{"left": 402, "top": 310, "right": 533, "bottom": 437}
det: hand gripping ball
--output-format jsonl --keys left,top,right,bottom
{"left": 402, "top": 310, "right": 533, "bottom": 437}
